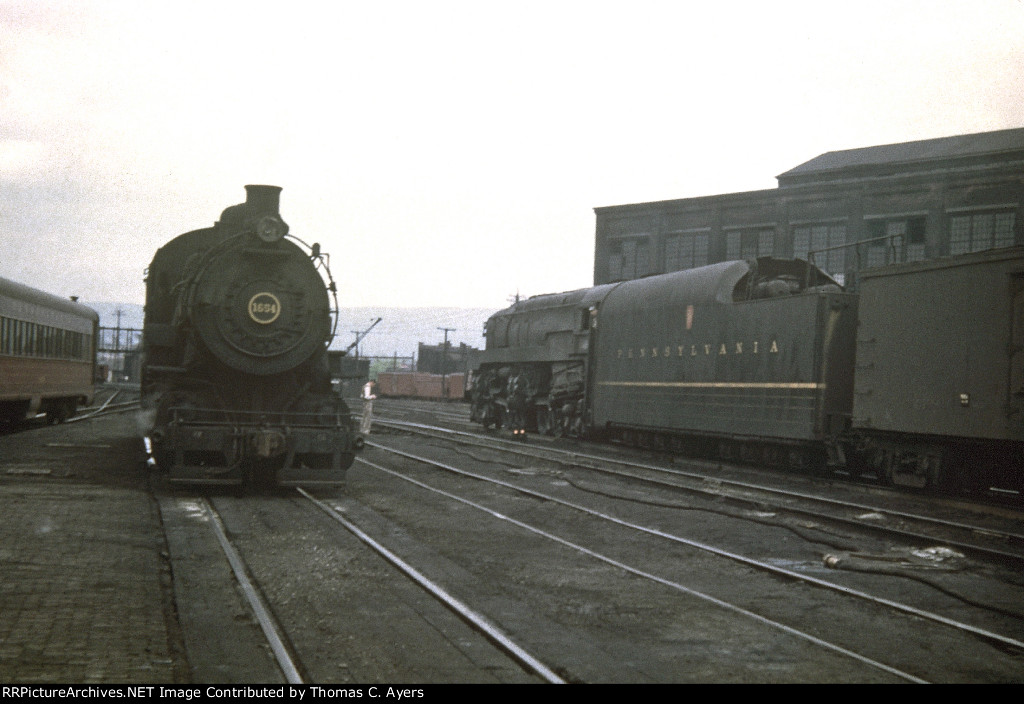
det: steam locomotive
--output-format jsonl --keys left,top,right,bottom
{"left": 470, "top": 248, "right": 1024, "bottom": 493}
{"left": 142, "top": 185, "right": 359, "bottom": 486}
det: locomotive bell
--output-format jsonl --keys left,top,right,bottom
{"left": 256, "top": 215, "right": 288, "bottom": 243}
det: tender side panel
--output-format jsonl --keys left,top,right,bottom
{"left": 592, "top": 268, "right": 857, "bottom": 442}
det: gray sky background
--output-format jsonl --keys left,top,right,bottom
{"left": 2, "top": 0, "right": 1023, "bottom": 310}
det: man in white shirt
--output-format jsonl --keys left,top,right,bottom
{"left": 360, "top": 380, "right": 376, "bottom": 434}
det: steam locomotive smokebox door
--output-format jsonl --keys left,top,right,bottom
{"left": 188, "top": 242, "right": 330, "bottom": 375}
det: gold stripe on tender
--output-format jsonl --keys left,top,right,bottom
{"left": 598, "top": 381, "right": 824, "bottom": 390}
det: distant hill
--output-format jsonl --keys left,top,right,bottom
{"left": 333, "top": 307, "right": 492, "bottom": 358}
{"left": 88, "top": 302, "right": 495, "bottom": 359}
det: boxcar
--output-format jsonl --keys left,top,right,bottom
{"left": 0, "top": 277, "right": 98, "bottom": 424}
{"left": 851, "top": 246, "right": 1024, "bottom": 488}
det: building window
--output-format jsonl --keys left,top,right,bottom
{"left": 607, "top": 237, "right": 651, "bottom": 281}
{"left": 906, "top": 217, "right": 927, "bottom": 261}
{"left": 949, "top": 209, "right": 1017, "bottom": 255}
{"left": 862, "top": 216, "right": 927, "bottom": 268}
{"left": 726, "top": 228, "right": 774, "bottom": 261}
{"left": 664, "top": 232, "right": 709, "bottom": 271}
{"left": 793, "top": 223, "right": 847, "bottom": 281}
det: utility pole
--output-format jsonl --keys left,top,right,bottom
{"left": 115, "top": 308, "right": 123, "bottom": 379}
{"left": 437, "top": 327, "right": 455, "bottom": 399}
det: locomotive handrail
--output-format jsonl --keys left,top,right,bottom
{"left": 287, "top": 233, "right": 341, "bottom": 344}
{"left": 169, "top": 406, "right": 347, "bottom": 428}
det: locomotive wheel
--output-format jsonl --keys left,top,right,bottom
{"left": 536, "top": 407, "right": 552, "bottom": 436}
{"left": 480, "top": 406, "right": 497, "bottom": 430}
{"left": 877, "top": 449, "right": 896, "bottom": 486}
{"left": 485, "top": 404, "right": 504, "bottom": 430}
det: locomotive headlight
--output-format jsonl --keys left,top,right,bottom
{"left": 256, "top": 215, "right": 288, "bottom": 243}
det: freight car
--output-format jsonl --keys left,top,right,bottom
{"left": 0, "top": 277, "right": 98, "bottom": 425}
{"left": 470, "top": 249, "right": 1024, "bottom": 493}
{"left": 851, "top": 247, "right": 1024, "bottom": 490}
{"left": 142, "top": 185, "right": 360, "bottom": 486}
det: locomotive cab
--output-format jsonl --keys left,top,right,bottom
{"left": 470, "top": 282, "right": 618, "bottom": 438}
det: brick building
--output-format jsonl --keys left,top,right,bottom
{"left": 593, "top": 127, "right": 1024, "bottom": 287}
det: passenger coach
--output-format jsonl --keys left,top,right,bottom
{"left": 0, "top": 277, "right": 98, "bottom": 424}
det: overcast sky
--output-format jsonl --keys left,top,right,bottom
{"left": 2, "top": 0, "right": 1023, "bottom": 311}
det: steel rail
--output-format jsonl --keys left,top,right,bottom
{"left": 67, "top": 400, "right": 141, "bottom": 423}
{"left": 296, "top": 487, "right": 565, "bottom": 684}
{"left": 200, "top": 498, "right": 304, "bottom": 684}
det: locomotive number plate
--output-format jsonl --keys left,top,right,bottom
{"left": 248, "top": 292, "right": 282, "bottom": 324}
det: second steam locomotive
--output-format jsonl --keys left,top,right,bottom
{"left": 470, "top": 248, "right": 1024, "bottom": 493}
{"left": 142, "top": 185, "right": 359, "bottom": 486}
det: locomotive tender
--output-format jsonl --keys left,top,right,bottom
{"left": 470, "top": 248, "right": 1024, "bottom": 492}
{"left": 143, "top": 185, "right": 359, "bottom": 486}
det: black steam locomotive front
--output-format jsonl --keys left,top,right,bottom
{"left": 143, "top": 185, "right": 359, "bottom": 486}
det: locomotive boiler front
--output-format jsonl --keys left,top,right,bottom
{"left": 182, "top": 222, "right": 331, "bottom": 376}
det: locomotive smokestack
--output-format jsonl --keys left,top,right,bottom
{"left": 245, "top": 185, "right": 282, "bottom": 215}
{"left": 217, "top": 185, "right": 285, "bottom": 232}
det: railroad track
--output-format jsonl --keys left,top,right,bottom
{"left": 70, "top": 400, "right": 141, "bottom": 422}
{"left": 156, "top": 488, "right": 557, "bottom": 683}
{"left": 371, "top": 415, "right": 1024, "bottom": 569}
{"left": 298, "top": 489, "right": 565, "bottom": 683}
{"left": 198, "top": 497, "right": 304, "bottom": 683}
{"left": 372, "top": 400, "right": 470, "bottom": 425}
{"left": 349, "top": 417, "right": 1024, "bottom": 682}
